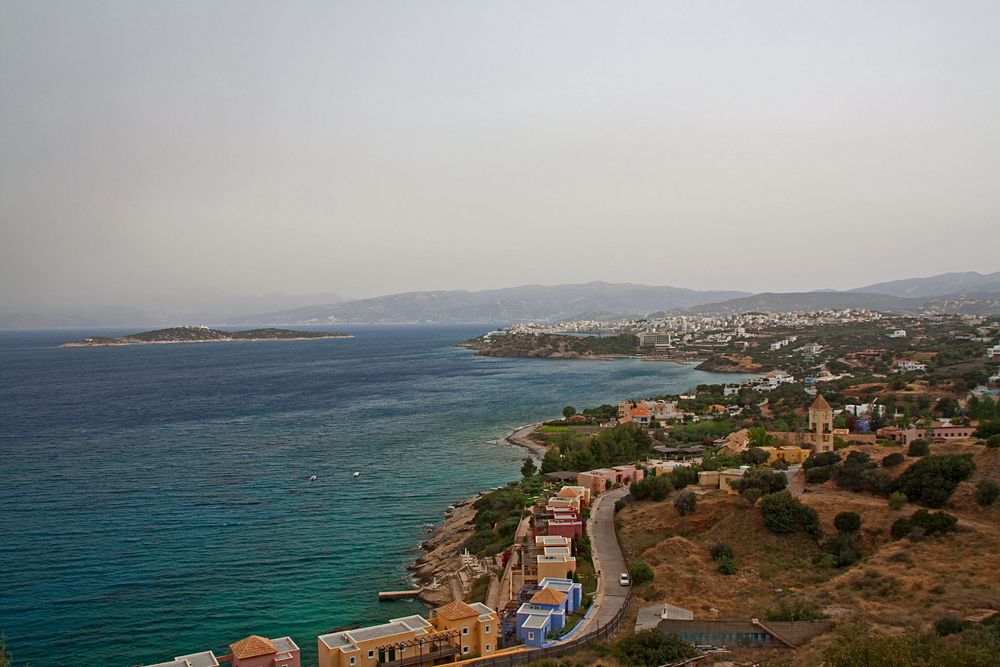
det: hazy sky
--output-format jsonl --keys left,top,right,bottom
{"left": 2, "top": 0, "right": 999, "bottom": 309}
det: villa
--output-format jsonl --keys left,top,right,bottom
{"left": 515, "top": 578, "right": 584, "bottom": 647}
{"left": 148, "top": 635, "right": 300, "bottom": 667}
{"left": 317, "top": 601, "right": 497, "bottom": 667}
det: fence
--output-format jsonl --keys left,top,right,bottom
{"left": 471, "top": 589, "right": 633, "bottom": 667}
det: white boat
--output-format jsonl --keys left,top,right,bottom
{"left": 353, "top": 471, "right": 360, "bottom": 478}
{"left": 309, "top": 475, "right": 318, "bottom": 482}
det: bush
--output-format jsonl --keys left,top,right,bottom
{"left": 612, "top": 630, "right": 697, "bottom": 666}
{"left": 805, "top": 465, "right": 834, "bottom": 484}
{"left": 836, "top": 451, "right": 880, "bottom": 492}
{"left": 716, "top": 555, "right": 738, "bottom": 575}
{"left": 891, "top": 509, "right": 958, "bottom": 540}
{"left": 935, "top": 615, "right": 969, "bottom": 636}
{"left": 668, "top": 466, "right": 699, "bottom": 490}
{"left": 630, "top": 561, "right": 655, "bottom": 586}
{"left": 888, "top": 454, "right": 976, "bottom": 507}
{"left": 760, "top": 491, "right": 820, "bottom": 536}
{"left": 976, "top": 479, "right": 999, "bottom": 506}
{"left": 771, "top": 459, "right": 789, "bottom": 471}
{"left": 888, "top": 491, "right": 908, "bottom": 510}
{"left": 673, "top": 490, "right": 697, "bottom": 516}
{"left": 805, "top": 451, "right": 843, "bottom": 469}
{"left": 987, "top": 434, "right": 1000, "bottom": 449}
{"left": 742, "top": 487, "right": 763, "bottom": 506}
{"left": 834, "top": 511, "right": 862, "bottom": 533}
{"left": 710, "top": 542, "right": 734, "bottom": 561}
{"left": 765, "top": 598, "right": 828, "bottom": 622}
{"left": 733, "top": 468, "right": 788, "bottom": 495}
{"left": 882, "top": 452, "right": 905, "bottom": 468}
{"left": 834, "top": 532, "right": 861, "bottom": 567}
{"left": 908, "top": 439, "right": 931, "bottom": 457}
{"left": 630, "top": 475, "right": 673, "bottom": 501}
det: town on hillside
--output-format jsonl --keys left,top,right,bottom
{"left": 142, "top": 312, "right": 1000, "bottom": 667}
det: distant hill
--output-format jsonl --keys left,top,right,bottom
{"left": 61, "top": 326, "right": 351, "bottom": 347}
{"left": 850, "top": 271, "right": 1000, "bottom": 298}
{"left": 225, "top": 282, "right": 751, "bottom": 325}
{"left": 684, "top": 289, "right": 1000, "bottom": 315}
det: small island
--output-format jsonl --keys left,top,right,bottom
{"left": 61, "top": 326, "right": 352, "bottom": 347}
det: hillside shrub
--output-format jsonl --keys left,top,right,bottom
{"left": 612, "top": 630, "right": 697, "bottom": 667}
{"left": 888, "top": 455, "right": 976, "bottom": 507}
{"left": 835, "top": 451, "right": 878, "bottom": 492}
{"left": 630, "top": 475, "right": 673, "bottom": 501}
{"left": 882, "top": 452, "right": 905, "bottom": 468}
{"left": 733, "top": 468, "right": 788, "bottom": 495}
{"left": 804, "top": 451, "right": 842, "bottom": 469}
{"left": 742, "top": 487, "right": 762, "bottom": 506}
{"left": 710, "top": 542, "right": 734, "bottom": 561}
{"left": 716, "top": 555, "right": 738, "bottom": 575}
{"left": 765, "top": 599, "right": 828, "bottom": 622}
{"left": 805, "top": 465, "right": 834, "bottom": 484}
{"left": 888, "top": 491, "right": 908, "bottom": 510}
{"left": 834, "top": 532, "right": 861, "bottom": 567}
{"left": 987, "top": 434, "right": 1000, "bottom": 449}
{"left": 760, "top": 491, "right": 820, "bottom": 536}
{"left": 908, "top": 439, "right": 931, "bottom": 457}
{"left": 673, "top": 490, "right": 697, "bottom": 516}
{"left": 823, "top": 625, "right": 996, "bottom": 666}
{"left": 891, "top": 509, "right": 958, "bottom": 540}
{"left": 935, "top": 615, "right": 970, "bottom": 636}
{"left": 630, "top": 561, "right": 654, "bottom": 586}
{"left": 835, "top": 511, "right": 862, "bottom": 533}
{"left": 668, "top": 466, "right": 699, "bottom": 490}
{"left": 976, "top": 479, "right": 999, "bottom": 506}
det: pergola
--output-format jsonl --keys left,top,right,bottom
{"left": 374, "top": 629, "right": 462, "bottom": 667}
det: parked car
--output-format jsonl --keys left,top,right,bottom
{"left": 619, "top": 573, "right": 630, "bottom": 586}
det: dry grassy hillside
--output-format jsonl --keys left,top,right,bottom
{"left": 616, "top": 442, "right": 1000, "bottom": 665}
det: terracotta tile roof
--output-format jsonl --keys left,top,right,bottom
{"left": 229, "top": 635, "right": 276, "bottom": 659}
{"left": 530, "top": 588, "right": 567, "bottom": 606}
{"left": 434, "top": 600, "right": 479, "bottom": 620}
{"left": 630, "top": 407, "right": 651, "bottom": 416}
{"left": 810, "top": 394, "right": 832, "bottom": 411}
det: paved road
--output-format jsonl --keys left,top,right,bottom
{"left": 565, "top": 486, "right": 630, "bottom": 640}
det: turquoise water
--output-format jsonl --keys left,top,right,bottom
{"left": 0, "top": 325, "right": 747, "bottom": 666}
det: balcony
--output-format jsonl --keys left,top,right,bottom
{"left": 378, "top": 645, "right": 459, "bottom": 667}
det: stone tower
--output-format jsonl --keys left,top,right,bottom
{"left": 807, "top": 394, "right": 834, "bottom": 453}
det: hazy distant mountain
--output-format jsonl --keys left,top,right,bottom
{"left": 850, "top": 271, "right": 1000, "bottom": 298}
{"left": 0, "top": 292, "right": 349, "bottom": 330}
{"left": 227, "top": 282, "right": 751, "bottom": 325}
{"left": 682, "top": 291, "right": 924, "bottom": 315}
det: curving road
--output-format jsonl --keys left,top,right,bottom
{"left": 563, "top": 485, "right": 630, "bottom": 640}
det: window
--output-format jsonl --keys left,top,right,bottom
{"left": 368, "top": 651, "right": 374, "bottom": 659}
{"left": 528, "top": 632, "right": 535, "bottom": 641}
{"left": 463, "top": 647, "right": 470, "bottom": 654}
{"left": 349, "top": 658, "right": 356, "bottom": 666}
{"left": 485, "top": 625, "right": 491, "bottom": 634}
{"left": 462, "top": 627, "right": 469, "bottom": 635}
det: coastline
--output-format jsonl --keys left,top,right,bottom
{"left": 60, "top": 334, "right": 354, "bottom": 348}
{"left": 408, "top": 422, "right": 549, "bottom": 607}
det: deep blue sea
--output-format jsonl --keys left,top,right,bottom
{"left": 0, "top": 325, "right": 747, "bottom": 666}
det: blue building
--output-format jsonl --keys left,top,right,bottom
{"left": 515, "top": 578, "right": 584, "bottom": 647}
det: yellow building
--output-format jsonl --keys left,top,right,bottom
{"left": 536, "top": 553, "right": 576, "bottom": 581}
{"left": 758, "top": 445, "right": 812, "bottom": 465}
{"left": 555, "top": 485, "right": 591, "bottom": 507}
{"left": 318, "top": 601, "right": 497, "bottom": 667}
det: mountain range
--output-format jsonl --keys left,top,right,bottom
{"left": 2, "top": 272, "right": 999, "bottom": 329}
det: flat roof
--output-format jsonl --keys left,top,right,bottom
{"left": 172, "top": 652, "right": 219, "bottom": 667}
{"left": 319, "top": 616, "right": 430, "bottom": 650}
{"left": 521, "top": 615, "right": 551, "bottom": 630}
{"left": 271, "top": 637, "right": 298, "bottom": 653}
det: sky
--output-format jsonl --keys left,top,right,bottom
{"left": 2, "top": 0, "right": 999, "bottom": 312}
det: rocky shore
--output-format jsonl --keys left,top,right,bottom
{"left": 408, "top": 424, "right": 549, "bottom": 607}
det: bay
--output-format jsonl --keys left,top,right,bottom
{"left": 0, "top": 325, "right": 748, "bottom": 666}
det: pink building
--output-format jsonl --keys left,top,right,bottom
{"left": 547, "top": 519, "right": 584, "bottom": 540}
{"left": 576, "top": 469, "right": 616, "bottom": 495}
{"left": 148, "top": 636, "right": 299, "bottom": 667}
{"left": 877, "top": 423, "right": 977, "bottom": 445}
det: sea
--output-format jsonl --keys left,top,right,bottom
{"left": 0, "top": 325, "right": 751, "bottom": 666}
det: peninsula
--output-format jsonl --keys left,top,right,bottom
{"left": 61, "top": 326, "right": 352, "bottom": 347}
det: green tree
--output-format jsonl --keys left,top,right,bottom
{"left": 976, "top": 479, "right": 999, "bottom": 506}
{"left": 539, "top": 448, "right": 562, "bottom": 474}
{"left": 674, "top": 489, "right": 697, "bottom": 516}
{"left": 835, "top": 511, "right": 862, "bottom": 533}
{"left": 888, "top": 491, "right": 907, "bottom": 510}
{"left": 562, "top": 405, "right": 577, "bottom": 419}
{"left": 520, "top": 456, "right": 537, "bottom": 479}
{"left": 630, "top": 561, "right": 655, "bottom": 585}
{"left": 747, "top": 426, "right": 774, "bottom": 447}
{"left": 908, "top": 439, "right": 930, "bottom": 457}
{"left": 760, "top": 491, "right": 820, "bottom": 536}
